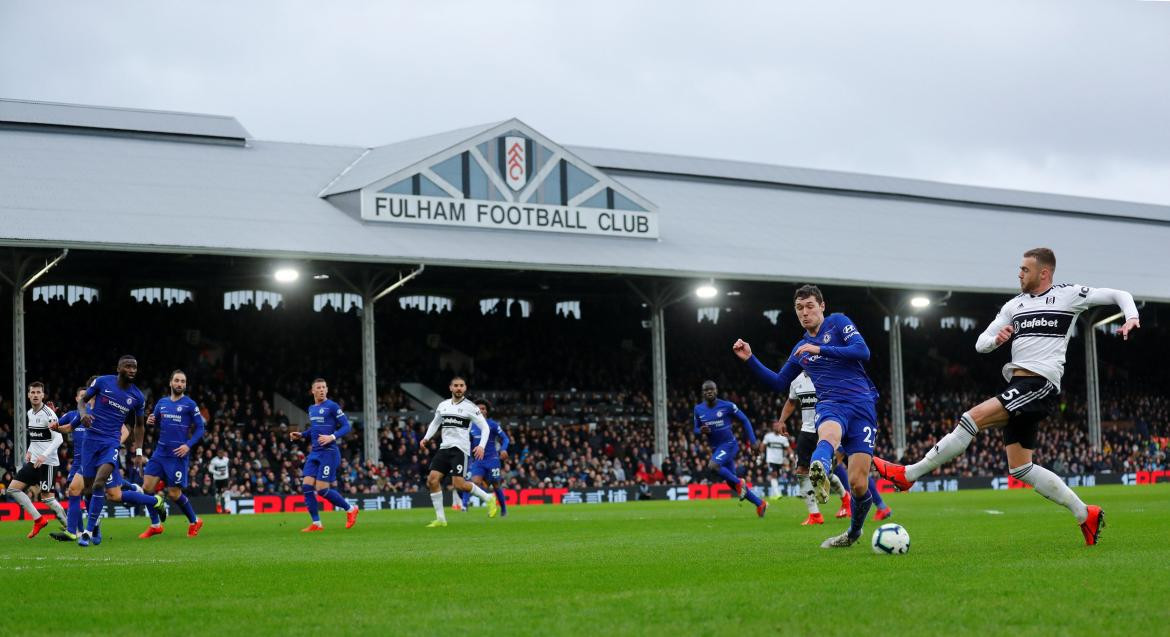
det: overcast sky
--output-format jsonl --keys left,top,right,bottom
{"left": 3, "top": 1, "right": 1169, "bottom": 204}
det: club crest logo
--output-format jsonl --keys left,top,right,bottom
{"left": 505, "top": 136, "right": 526, "bottom": 191}
{"left": 822, "top": 333, "right": 832, "bottom": 343}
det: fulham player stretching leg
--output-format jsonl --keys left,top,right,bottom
{"left": 419, "top": 377, "right": 500, "bottom": 527}
{"left": 873, "top": 248, "right": 1138, "bottom": 546}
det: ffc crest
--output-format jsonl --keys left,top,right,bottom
{"left": 504, "top": 136, "right": 526, "bottom": 191}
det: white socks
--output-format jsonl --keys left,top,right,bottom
{"left": 828, "top": 473, "right": 845, "bottom": 496}
{"left": 6, "top": 487, "right": 39, "bottom": 518}
{"left": 467, "top": 483, "right": 493, "bottom": 502}
{"left": 1011, "top": 462, "right": 1089, "bottom": 523}
{"left": 430, "top": 491, "right": 447, "bottom": 522}
{"left": 43, "top": 496, "right": 67, "bottom": 523}
{"left": 907, "top": 413, "right": 978, "bottom": 481}
{"left": 800, "top": 476, "right": 819, "bottom": 514}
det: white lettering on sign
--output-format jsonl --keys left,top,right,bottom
{"left": 363, "top": 193, "right": 659, "bottom": 239}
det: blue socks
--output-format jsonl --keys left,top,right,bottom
{"left": 716, "top": 465, "right": 740, "bottom": 485}
{"left": 832, "top": 464, "right": 850, "bottom": 488}
{"left": 301, "top": 484, "right": 320, "bottom": 522}
{"left": 67, "top": 495, "right": 83, "bottom": 534}
{"left": 86, "top": 486, "right": 105, "bottom": 532}
{"left": 495, "top": 488, "right": 507, "bottom": 515}
{"left": 848, "top": 491, "right": 873, "bottom": 539}
{"left": 743, "top": 487, "right": 763, "bottom": 507}
{"left": 318, "top": 488, "right": 350, "bottom": 512}
{"left": 868, "top": 477, "right": 886, "bottom": 510}
{"left": 811, "top": 440, "right": 835, "bottom": 475}
{"left": 461, "top": 490, "right": 471, "bottom": 509}
{"left": 176, "top": 494, "right": 198, "bottom": 523}
{"left": 119, "top": 489, "right": 159, "bottom": 523}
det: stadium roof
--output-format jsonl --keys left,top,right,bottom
{"left": 3, "top": 98, "right": 1169, "bottom": 302}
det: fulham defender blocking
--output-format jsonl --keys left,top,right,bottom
{"left": 873, "top": 248, "right": 1139, "bottom": 546}
{"left": 419, "top": 377, "right": 500, "bottom": 527}
{"left": 289, "top": 378, "right": 359, "bottom": 532}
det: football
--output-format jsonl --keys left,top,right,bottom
{"left": 871, "top": 523, "right": 910, "bottom": 555}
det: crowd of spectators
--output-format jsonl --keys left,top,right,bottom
{"left": 1, "top": 289, "right": 1167, "bottom": 499}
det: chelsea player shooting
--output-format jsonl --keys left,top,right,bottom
{"left": 733, "top": 285, "right": 880, "bottom": 548}
{"left": 139, "top": 369, "right": 206, "bottom": 539}
{"left": 693, "top": 380, "right": 767, "bottom": 517}
{"left": 288, "top": 378, "right": 359, "bottom": 532}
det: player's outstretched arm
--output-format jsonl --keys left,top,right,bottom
{"left": 742, "top": 353, "right": 802, "bottom": 393}
{"left": 732, "top": 406, "right": 757, "bottom": 445}
{"left": 1084, "top": 287, "right": 1141, "bottom": 339}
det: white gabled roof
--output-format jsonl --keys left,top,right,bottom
{"left": 318, "top": 120, "right": 505, "bottom": 196}
{"left": 3, "top": 99, "right": 1169, "bottom": 301}
{"left": 0, "top": 98, "right": 250, "bottom": 141}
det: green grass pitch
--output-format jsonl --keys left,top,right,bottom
{"left": 3, "top": 485, "right": 1167, "bottom": 636}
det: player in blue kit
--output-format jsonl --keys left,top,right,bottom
{"left": 75, "top": 357, "right": 168, "bottom": 547}
{"left": 139, "top": 369, "right": 206, "bottom": 539}
{"left": 734, "top": 285, "right": 880, "bottom": 548}
{"left": 693, "top": 380, "right": 767, "bottom": 517}
{"left": 459, "top": 399, "right": 510, "bottom": 516}
{"left": 288, "top": 378, "right": 358, "bottom": 532}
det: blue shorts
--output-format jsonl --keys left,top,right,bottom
{"left": 814, "top": 400, "right": 878, "bottom": 456}
{"left": 145, "top": 454, "right": 191, "bottom": 488}
{"left": 303, "top": 448, "right": 341, "bottom": 483}
{"left": 80, "top": 436, "right": 123, "bottom": 480}
{"left": 710, "top": 441, "right": 739, "bottom": 468}
{"left": 469, "top": 458, "right": 502, "bottom": 482}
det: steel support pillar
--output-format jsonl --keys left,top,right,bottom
{"left": 889, "top": 314, "right": 907, "bottom": 458}
{"left": 1084, "top": 317, "right": 1102, "bottom": 451}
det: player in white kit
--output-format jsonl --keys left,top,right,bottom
{"left": 874, "top": 248, "right": 1139, "bottom": 546}
{"left": 761, "top": 420, "right": 790, "bottom": 500}
{"left": 778, "top": 372, "right": 848, "bottom": 525}
{"left": 6, "top": 381, "right": 67, "bottom": 538}
{"left": 419, "top": 376, "right": 500, "bottom": 527}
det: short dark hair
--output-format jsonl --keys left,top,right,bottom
{"left": 1023, "top": 247, "right": 1056, "bottom": 271}
{"left": 450, "top": 376, "right": 466, "bottom": 385}
{"left": 794, "top": 284, "right": 824, "bottom": 304}
{"left": 475, "top": 398, "right": 492, "bottom": 410}
{"left": 170, "top": 369, "right": 186, "bottom": 381}
{"left": 76, "top": 386, "right": 88, "bottom": 395}
{"left": 701, "top": 380, "right": 717, "bottom": 389}
{"left": 118, "top": 354, "right": 136, "bottom": 364}
{"left": 28, "top": 381, "right": 44, "bottom": 391}
{"left": 312, "top": 378, "right": 327, "bottom": 386}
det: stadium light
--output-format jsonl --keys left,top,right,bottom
{"left": 909, "top": 296, "right": 930, "bottom": 309}
{"left": 274, "top": 268, "right": 300, "bottom": 283}
{"left": 695, "top": 281, "right": 718, "bottom": 299}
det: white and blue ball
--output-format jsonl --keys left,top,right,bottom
{"left": 871, "top": 523, "right": 910, "bottom": 555}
